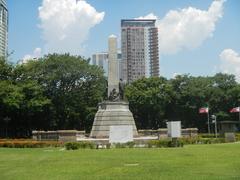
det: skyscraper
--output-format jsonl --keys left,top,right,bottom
{"left": 121, "top": 19, "right": 159, "bottom": 83}
{"left": 0, "top": 0, "right": 8, "bottom": 57}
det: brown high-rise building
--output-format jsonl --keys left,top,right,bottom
{"left": 121, "top": 19, "right": 159, "bottom": 83}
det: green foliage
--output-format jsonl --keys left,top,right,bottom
{"left": 236, "top": 133, "right": 240, "bottom": 141}
{"left": 0, "top": 54, "right": 106, "bottom": 137}
{"left": 65, "top": 141, "right": 95, "bottom": 150}
{"left": 125, "top": 77, "right": 173, "bottom": 129}
{"left": 178, "top": 137, "right": 225, "bottom": 145}
{"left": 147, "top": 139, "right": 184, "bottom": 148}
{"left": 65, "top": 142, "right": 80, "bottom": 150}
{"left": 199, "top": 134, "right": 218, "bottom": 138}
{"left": 114, "top": 143, "right": 127, "bottom": 148}
{"left": 125, "top": 141, "right": 135, "bottom": 148}
{"left": 0, "top": 58, "right": 12, "bottom": 80}
{"left": 0, "top": 139, "right": 62, "bottom": 148}
{"left": 113, "top": 141, "right": 135, "bottom": 148}
{"left": 125, "top": 73, "right": 240, "bottom": 132}
{"left": 1, "top": 53, "right": 240, "bottom": 137}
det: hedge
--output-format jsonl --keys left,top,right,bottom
{"left": 0, "top": 139, "right": 63, "bottom": 148}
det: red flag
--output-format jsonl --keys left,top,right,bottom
{"left": 230, "top": 107, "right": 240, "bottom": 113}
{"left": 199, "top": 107, "right": 209, "bottom": 114}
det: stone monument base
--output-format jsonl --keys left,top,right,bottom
{"left": 90, "top": 101, "right": 138, "bottom": 138}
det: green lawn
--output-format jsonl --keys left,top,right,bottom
{"left": 0, "top": 143, "right": 240, "bottom": 180}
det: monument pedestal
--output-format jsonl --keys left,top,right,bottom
{"left": 90, "top": 101, "right": 138, "bottom": 138}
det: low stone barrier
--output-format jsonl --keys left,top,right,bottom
{"left": 138, "top": 128, "right": 198, "bottom": 139}
{"left": 32, "top": 130, "right": 85, "bottom": 142}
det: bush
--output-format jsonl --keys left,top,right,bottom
{"left": 180, "top": 137, "right": 199, "bottom": 144}
{"left": 147, "top": 139, "right": 183, "bottom": 148}
{"left": 180, "top": 136, "right": 225, "bottom": 145}
{"left": 65, "top": 141, "right": 96, "bottom": 150}
{"left": 125, "top": 141, "right": 135, "bottom": 148}
{"left": 168, "top": 139, "right": 184, "bottom": 147}
{"left": 106, "top": 143, "right": 111, "bottom": 149}
{"left": 236, "top": 133, "right": 240, "bottom": 141}
{"left": 115, "top": 143, "right": 127, "bottom": 148}
{"left": 0, "top": 139, "right": 62, "bottom": 148}
{"left": 198, "top": 138, "right": 225, "bottom": 144}
{"left": 65, "top": 142, "right": 80, "bottom": 150}
{"left": 113, "top": 142, "right": 135, "bottom": 148}
{"left": 199, "top": 134, "right": 217, "bottom": 138}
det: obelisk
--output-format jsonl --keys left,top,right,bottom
{"left": 108, "top": 35, "right": 119, "bottom": 96}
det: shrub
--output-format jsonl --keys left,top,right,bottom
{"left": 106, "top": 143, "right": 111, "bottom": 149}
{"left": 147, "top": 139, "right": 183, "bottom": 148}
{"left": 113, "top": 142, "right": 135, "bottom": 148}
{"left": 199, "top": 134, "right": 217, "bottom": 138}
{"left": 65, "top": 142, "right": 80, "bottom": 150}
{"left": 125, "top": 141, "right": 135, "bottom": 148}
{"left": 115, "top": 143, "right": 127, "bottom": 148}
{"left": 65, "top": 141, "right": 96, "bottom": 150}
{"left": 236, "top": 133, "right": 240, "bottom": 141}
{"left": 168, "top": 139, "right": 184, "bottom": 147}
{"left": 180, "top": 137, "right": 199, "bottom": 144}
{"left": 193, "top": 138, "right": 225, "bottom": 144}
{"left": 0, "top": 139, "right": 62, "bottom": 148}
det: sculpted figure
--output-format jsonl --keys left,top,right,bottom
{"left": 108, "top": 88, "right": 120, "bottom": 101}
{"left": 119, "top": 78, "right": 125, "bottom": 100}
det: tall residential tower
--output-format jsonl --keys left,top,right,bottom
{"left": 0, "top": 0, "right": 8, "bottom": 57}
{"left": 121, "top": 19, "right": 159, "bottom": 83}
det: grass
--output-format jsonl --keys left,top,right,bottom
{"left": 0, "top": 143, "right": 240, "bottom": 180}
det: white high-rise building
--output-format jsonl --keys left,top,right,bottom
{"left": 121, "top": 19, "right": 159, "bottom": 83}
{"left": 0, "top": 0, "right": 8, "bottom": 57}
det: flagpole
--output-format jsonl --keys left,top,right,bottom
{"left": 239, "top": 106, "right": 240, "bottom": 128}
{"left": 207, "top": 111, "right": 210, "bottom": 135}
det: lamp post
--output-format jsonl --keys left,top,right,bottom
{"left": 211, "top": 115, "right": 217, "bottom": 138}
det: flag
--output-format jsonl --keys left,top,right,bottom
{"left": 230, "top": 107, "right": 240, "bottom": 113}
{"left": 199, "top": 107, "right": 209, "bottom": 114}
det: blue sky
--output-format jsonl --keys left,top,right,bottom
{"left": 8, "top": 0, "right": 240, "bottom": 80}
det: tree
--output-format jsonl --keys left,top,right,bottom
{"left": 0, "top": 57, "right": 12, "bottom": 80}
{"left": 14, "top": 54, "right": 106, "bottom": 131}
{"left": 169, "top": 73, "right": 239, "bottom": 132}
{"left": 125, "top": 77, "right": 173, "bottom": 129}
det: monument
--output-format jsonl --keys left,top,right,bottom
{"left": 90, "top": 35, "right": 138, "bottom": 139}
{"left": 167, "top": 121, "right": 181, "bottom": 138}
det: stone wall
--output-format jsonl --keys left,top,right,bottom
{"left": 138, "top": 128, "right": 198, "bottom": 139}
{"left": 32, "top": 130, "right": 85, "bottom": 142}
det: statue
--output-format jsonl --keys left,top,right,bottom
{"left": 90, "top": 35, "right": 138, "bottom": 138}
{"left": 108, "top": 88, "right": 120, "bottom": 101}
{"left": 119, "top": 78, "right": 125, "bottom": 100}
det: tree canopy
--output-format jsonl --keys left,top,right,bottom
{"left": 0, "top": 54, "right": 106, "bottom": 137}
{"left": 125, "top": 74, "right": 240, "bottom": 132}
{"left": 1, "top": 54, "right": 240, "bottom": 137}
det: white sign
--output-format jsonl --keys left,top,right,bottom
{"left": 109, "top": 125, "right": 133, "bottom": 143}
{"left": 167, "top": 121, "right": 181, "bottom": 138}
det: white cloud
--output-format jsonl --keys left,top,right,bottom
{"left": 38, "top": 0, "right": 105, "bottom": 54}
{"left": 137, "top": 13, "right": 158, "bottom": 20}
{"left": 21, "top": 48, "right": 42, "bottom": 64}
{"left": 219, "top": 49, "right": 240, "bottom": 82}
{"left": 139, "top": 0, "right": 225, "bottom": 55}
{"left": 172, "top": 72, "right": 182, "bottom": 78}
